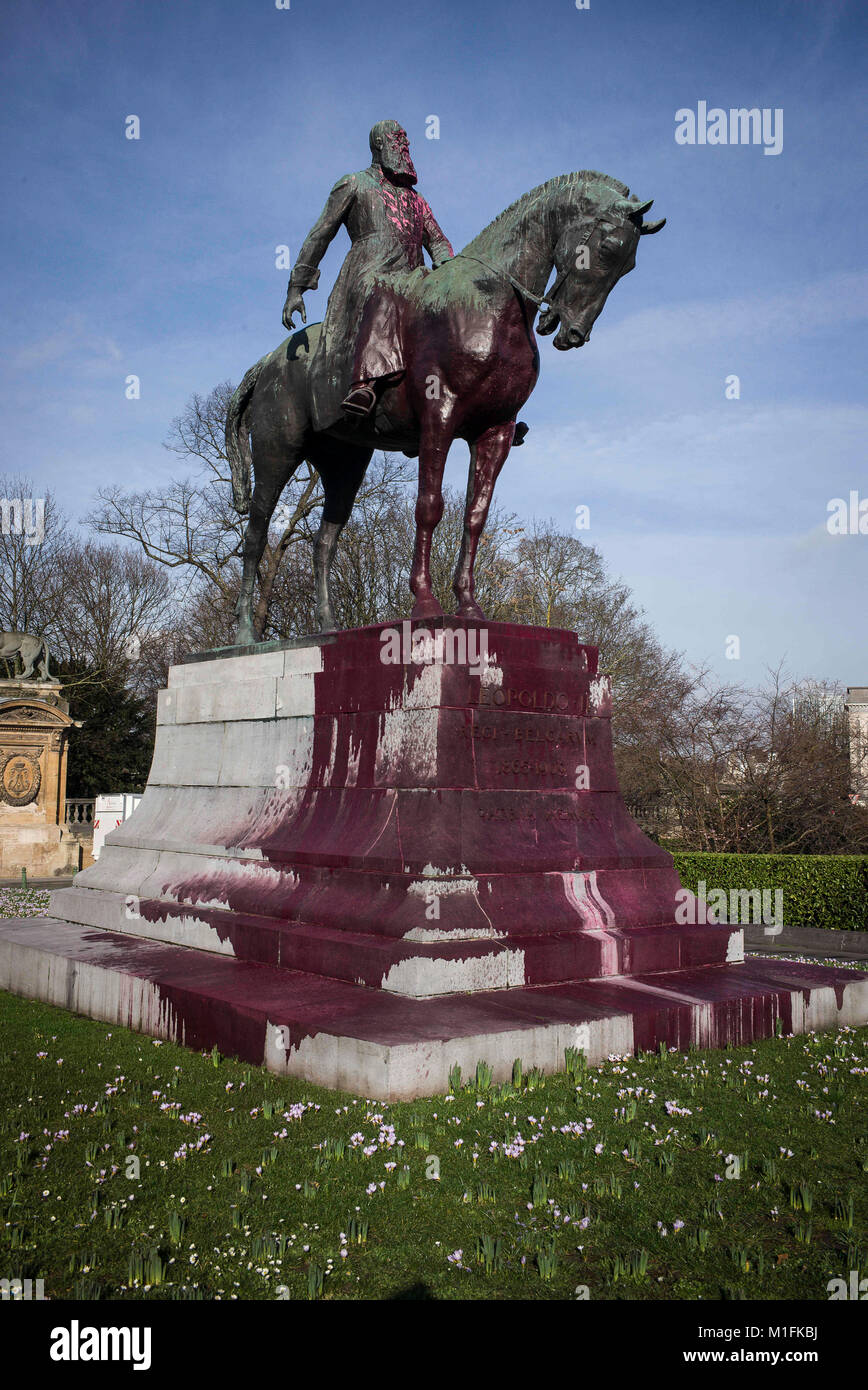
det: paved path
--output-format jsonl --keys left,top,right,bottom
{"left": 744, "top": 924, "right": 868, "bottom": 965}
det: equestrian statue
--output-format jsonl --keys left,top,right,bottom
{"left": 227, "top": 120, "right": 665, "bottom": 642}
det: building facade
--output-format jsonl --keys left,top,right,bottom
{"left": 845, "top": 686, "right": 868, "bottom": 805}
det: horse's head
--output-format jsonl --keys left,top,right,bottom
{"left": 537, "top": 193, "right": 665, "bottom": 350}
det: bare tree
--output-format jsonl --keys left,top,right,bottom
{"left": 507, "top": 520, "right": 606, "bottom": 628}
{"left": 650, "top": 671, "right": 758, "bottom": 851}
{"left": 86, "top": 381, "right": 325, "bottom": 631}
{"left": 53, "top": 542, "right": 174, "bottom": 679}
{"left": 619, "top": 664, "right": 868, "bottom": 855}
{"left": 733, "top": 671, "right": 868, "bottom": 854}
{"left": 0, "top": 475, "right": 69, "bottom": 643}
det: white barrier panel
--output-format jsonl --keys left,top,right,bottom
{"left": 92, "top": 793, "right": 143, "bottom": 859}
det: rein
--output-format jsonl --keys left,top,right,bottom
{"left": 454, "top": 210, "right": 633, "bottom": 339}
{"left": 453, "top": 251, "right": 553, "bottom": 309}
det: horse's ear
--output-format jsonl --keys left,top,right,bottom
{"left": 626, "top": 198, "right": 654, "bottom": 221}
{"left": 640, "top": 218, "right": 666, "bottom": 235}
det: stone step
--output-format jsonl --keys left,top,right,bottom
{"left": 53, "top": 844, "right": 690, "bottom": 940}
{"left": 51, "top": 883, "right": 741, "bottom": 995}
{"left": 1, "top": 916, "right": 865, "bottom": 1100}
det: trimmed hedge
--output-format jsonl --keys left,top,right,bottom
{"left": 671, "top": 852, "right": 868, "bottom": 933}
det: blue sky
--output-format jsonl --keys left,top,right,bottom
{"left": 1, "top": 0, "right": 865, "bottom": 689}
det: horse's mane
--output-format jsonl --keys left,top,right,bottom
{"left": 467, "top": 171, "right": 630, "bottom": 252}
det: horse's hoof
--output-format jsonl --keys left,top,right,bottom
{"left": 410, "top": 596, "right": 444, "bottom": 621}
{"left": 456, "top": 602, "right": 487, "bottom": 621}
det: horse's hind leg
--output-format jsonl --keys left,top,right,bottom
{"left": 235, "top": 442, "right": 305, "bottom": 645}
{"left": 452, "top": 421, "right": 516, "bottom": 619}
{"left": 307, "top": 438, "right": 372, "bottom": 631}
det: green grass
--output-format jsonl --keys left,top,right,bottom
{"left": 0, "top": 989, "right": 866, "bottom": 1301}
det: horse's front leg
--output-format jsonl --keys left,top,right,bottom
{"left": 410, "top": 416, "right": 453, "bottom": 620}
{"left": 452, "top": 421, "right": 516, "bottom": 618}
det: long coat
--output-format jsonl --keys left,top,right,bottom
{"left": 289, "top": 163, "right": 453, "bottom": 430}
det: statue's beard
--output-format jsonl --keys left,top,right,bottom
{"left": 380, "top": 148, "right": 417, "bottom": 186}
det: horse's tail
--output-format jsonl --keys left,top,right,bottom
{"left": 226, "top": 359, "right": 266, "bottom": 516}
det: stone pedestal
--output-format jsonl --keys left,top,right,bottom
{"left": 0, "top": 680, "right": 81, "bottom": 880}
{"left": 0, "top": 622, "right": 865, "bottom": 1097}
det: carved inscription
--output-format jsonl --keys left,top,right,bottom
{"left": 474, "top": 685, "right": 590, "bottom": 715}
{"left": 465, "top": 721, "right": 583, "bottom": 745}
{"left": 477, "top": 805, "right": 598, "bottom": 824}
{"left": 465, "top": 715, "right": 586, "bottom": 782}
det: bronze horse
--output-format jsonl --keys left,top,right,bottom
{"left": 227, "top": 171, "right": 664, "bottom": 642}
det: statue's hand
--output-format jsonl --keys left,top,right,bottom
{"left": 283, "top": 289, "right": 306, "bottom": 330}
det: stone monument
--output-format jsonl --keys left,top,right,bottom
{"left": 0, "top": 647, "right": 82, "bottom": 879}
{"left": 0, "top": 618, "right": 860, "bottom": 1097}
{"left": 1, "top": 131, "right": 865, "bottom": 1095}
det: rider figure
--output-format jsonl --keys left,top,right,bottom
{"left": 282, "top": 121, "right": 454, "bottom": 424}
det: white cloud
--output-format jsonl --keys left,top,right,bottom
{"left": 508, "top": 402, "right": 867, "bottom": 536}
{"left": 10, "top": 315, "right": 123, "bottom": 372}
{"left": 591, "top": 523, "right": 868, "bottom": 691}
{"left": 584, "top": 270, "right": 868, "bottom": 364}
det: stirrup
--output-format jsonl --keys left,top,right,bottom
{"left": 513, "top": 421, "right": 529, "bottom": 447}
{"left": 341, "top": 385, "right": 378, "bottom": 418}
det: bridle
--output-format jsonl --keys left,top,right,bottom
{"left": 454, "top": 212, "right": 636, "bottom": 340}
